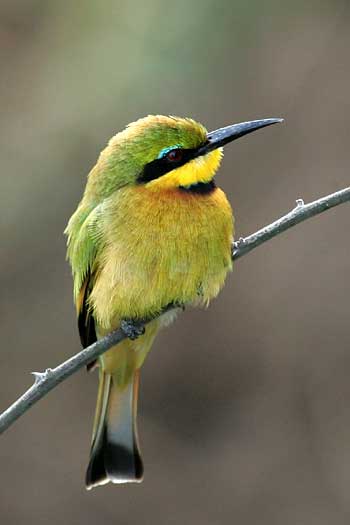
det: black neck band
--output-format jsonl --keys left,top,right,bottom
{"left": 179, "top": 180, "right": 216, "bottom": 194}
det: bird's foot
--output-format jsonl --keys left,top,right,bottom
{"left": 120, "top": 319, "right": 145, "bottom": 340}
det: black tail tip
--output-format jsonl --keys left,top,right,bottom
{"left": 85, "top": 434, "right": 144, "bottom": 490}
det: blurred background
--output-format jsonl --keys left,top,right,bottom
{"left": 1, "top": 0, "right": 350, "bottom": 523}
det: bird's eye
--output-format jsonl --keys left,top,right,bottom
{"left": 166, "top": 149, "right": 183, "bottom": 162}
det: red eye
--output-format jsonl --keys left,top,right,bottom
{"left": 166, "top": 149, "right": 183, "bottom": 162}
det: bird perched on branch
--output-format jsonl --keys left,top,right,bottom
{"left": 65, "top": 114, "right": 281, "bottom": 489}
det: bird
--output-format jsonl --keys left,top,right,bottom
{"left": 65, "top": 114, "right": 282, "bottom": 489}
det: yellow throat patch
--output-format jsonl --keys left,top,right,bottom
{"left": 145, "top": 149, "right": 223, "bottom": 191}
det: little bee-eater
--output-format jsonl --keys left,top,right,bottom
{"left": 65, "top": 114, "right": 281, "bottom": 489}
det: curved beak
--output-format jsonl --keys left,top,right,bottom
{"left": 196, "top": 118, "right": 284, "bottom": 157}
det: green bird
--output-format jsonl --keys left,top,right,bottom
{"left": 65, "top": 114, "right": 281, "bottom": 489}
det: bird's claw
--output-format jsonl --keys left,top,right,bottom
{"left": 120, "top": 319, "right": 145, "bottom": 340}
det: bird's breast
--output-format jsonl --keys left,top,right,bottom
{"left": 91, "top": 186, "right": 234, "bottom": 328}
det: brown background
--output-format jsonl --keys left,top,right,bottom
{"left": 1, "top": 1, "right": 350, "bottom": 524}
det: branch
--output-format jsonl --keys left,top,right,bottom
{"left": 233, "top": 186, "right": 350, "bottom": 259}
{"left": 1, "top": 186, "right": 349, "bottom": 434}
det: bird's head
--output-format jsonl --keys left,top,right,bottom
{"left": 89, "top": 115, "right": 282, "bottom": 197}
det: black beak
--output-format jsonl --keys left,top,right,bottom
{"left": 196, "top": 118, "right": 284, "bottom": 157}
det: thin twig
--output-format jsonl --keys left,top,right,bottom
{"left": 0, "top": 186, "right": 349, "bottom": 435}
{"left": 233, "top": 186, "right": 350, "bottom": 259}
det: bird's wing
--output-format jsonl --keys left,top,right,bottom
{"left": 77, "top": 271, "right": 98, "bottom": 371}
{"left": 65, "top": 203, "right": 103, "bottom": 371}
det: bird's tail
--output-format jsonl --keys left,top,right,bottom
{"left": 85, "top": 369, "right": 143, "bottom": 489}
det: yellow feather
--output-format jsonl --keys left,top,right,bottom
{"left": 146, "top": 149, "right": 223, "bottom": 190}
{"left": 90, "top": 185, "right": 233, "bottom": 330}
